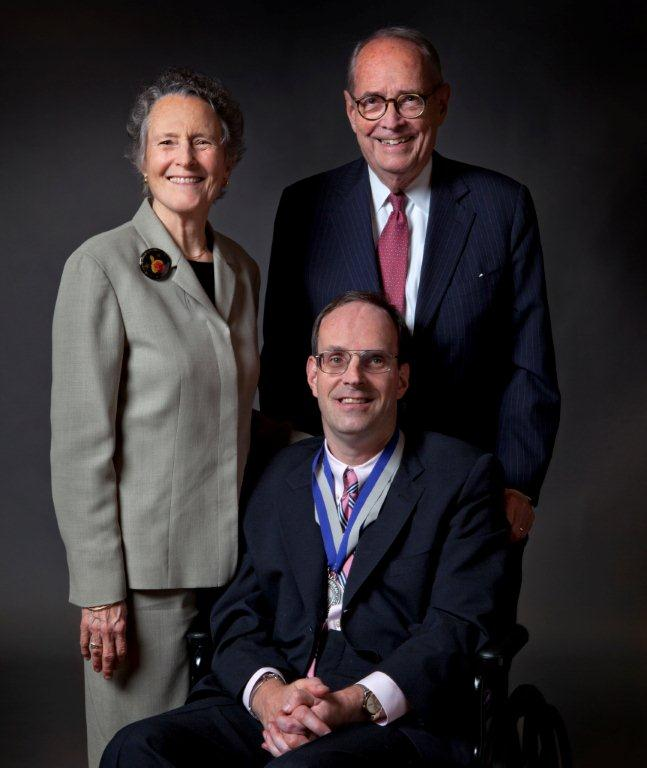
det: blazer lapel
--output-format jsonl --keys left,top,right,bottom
{"left": 132, "top": 200, "right": 233, "bottom": 324}
{"left": 172, "top": 229, "right": 235, "bottom": 326}
{"left": 279, "top": 455, "right": 328, "bottom": 618}
{"left": 172, "top": 259, "right": 222, "bottom": 321}
{"left": 342, "top": 448, "right": 426, "bottom": 608}
{"left": 415, "top": 152, "right": 476, "bottom": 329}
{"left": 210, "top": 232, "right": 236, "bottom": 322}
{"left": 132, "top": 198, "right": 184, "bottom": 268}
{"left": 328, "top": 160, "right": 381, "bottom": 291}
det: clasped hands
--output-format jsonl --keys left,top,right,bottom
{"left": 252, "top": 676, "right": 365, "bottom": 757}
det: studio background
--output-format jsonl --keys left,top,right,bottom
{"left": 2, "top": 1, "right": 645, "bottom": 765}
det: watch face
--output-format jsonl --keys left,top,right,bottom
{"left": 365, "top": 691, "right": 381, "bottom": 716}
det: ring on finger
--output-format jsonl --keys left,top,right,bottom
{"left": 89, "top": 641, "right": 103, "bottom": 650}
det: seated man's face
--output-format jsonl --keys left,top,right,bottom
{"left": 307, "top": 301, "right": 409, "bottom": 450}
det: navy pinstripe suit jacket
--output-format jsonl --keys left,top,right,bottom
{"left": 259, "top": 152, "right": 560, "bottom": 501}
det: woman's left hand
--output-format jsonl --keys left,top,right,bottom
{"left": 80, "top": 600, "right": 128, "bottom": 679}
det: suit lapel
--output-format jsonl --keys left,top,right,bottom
{"left": 172, "top": 230, "right": 235, "bottom": 326}
{"left": 172, "top": 259, "right": 222, "bottom": 322}
{"left": 132, "top": 200, "right": 234, "bottom": 325}
{"left": 210, "top": 233, "right": 236, "bottom": 322}
{"left": 326, "top": 155, "right": 476, "bottom": 320}
{"left": 276, "top": 441, "right": 427, "bottom": 617}
{"left": 342, "top": 448, "right": 425, "bottom": 608}
{"left": 328, "top": 160, "right": 381, "bottom": 291}
{"left": 279, "top": 453, "right": 328, "bottom": 617}
{"left": 415, "top": 152, "right": 476, "bottom": 329}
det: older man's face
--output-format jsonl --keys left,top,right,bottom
{"left": 345, "top": 38, "right": 450, "bottom": 191}
{"left": 307, "top": 301, "right": 409, "bottom": 456}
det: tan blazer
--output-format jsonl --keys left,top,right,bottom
{"left": 51, "top": 200, "right": 260, "bottom": 607}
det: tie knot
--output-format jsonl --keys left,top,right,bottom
{"left": 343, "top": 467, "right": 358, "bottom": 492}
{"left": 388, "top": 192, "right": 407, "bottom": 214}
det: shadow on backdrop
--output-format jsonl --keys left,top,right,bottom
{"left": 1, "top": 1, "right": 646, "bottom": 766}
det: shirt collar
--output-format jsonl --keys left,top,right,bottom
{"left": 324, "top": 440, "right": 381, "bottom": 488}
{"left": 367, "top": 156, "right": 433, "bottom": 215}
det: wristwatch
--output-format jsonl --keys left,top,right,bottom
{"left": 357, "top": 683, "right": 384, "bottom": 722}
{"left": 248, "top": 671, "right": 285, "bottom": 720}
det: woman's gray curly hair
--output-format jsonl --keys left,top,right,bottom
{"left": 126, "top": 67, "right": 245, "bottom": 177}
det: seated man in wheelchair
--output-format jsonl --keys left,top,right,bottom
{"left": 102, "top": 292, "right": 513, "bottom": 767}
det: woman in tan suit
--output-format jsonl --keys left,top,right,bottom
{"left": 51, "top": 68, "right": 259, "bottom": 767}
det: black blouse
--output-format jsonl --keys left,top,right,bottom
{"left": 188, "top": 260, "right": 215, "bottom": 306}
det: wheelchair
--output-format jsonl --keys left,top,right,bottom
{"left": 186, "top": 624, "right": 572, "bottom": 768}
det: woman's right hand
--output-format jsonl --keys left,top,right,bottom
{"left": 80, "top": 600, "right": 128, "bottom": 679}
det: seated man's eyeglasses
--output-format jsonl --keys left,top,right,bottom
{"left": 315, "top": 349, "right": 398, "bottom": 374}
{"left": 352, "top": 85, "right": 443, "bottom": 120}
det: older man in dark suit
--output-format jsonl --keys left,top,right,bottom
{"left": 260, "top": 27, "right": 560, "bottom": 542}
{"left": 102, "top": 292, "right": 510, "bottom": 767}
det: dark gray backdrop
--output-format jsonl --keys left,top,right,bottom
{"left": 2, "top": 1, "right": 646, "bottom": 765}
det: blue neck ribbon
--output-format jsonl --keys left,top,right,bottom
{"left": 311, "top": 429, "right": 400, "bottom": 573}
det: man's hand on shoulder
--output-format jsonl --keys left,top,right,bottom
{"left": 504, "top": 488, "right": 535, "bottom": 542}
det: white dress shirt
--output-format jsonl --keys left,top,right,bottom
{"left": 243, "top": 442, "right": 409, "bottom": 725}
{"left": 368, "top": 158, "right": 433, "bottom": 331}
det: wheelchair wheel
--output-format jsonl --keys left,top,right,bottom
{"left": 480, "top": 696, "right": 522, "bottom": 768}
{"left": 506, "top": 684, "right": 573, "bottom": 768}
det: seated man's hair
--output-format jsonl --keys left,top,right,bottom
{"left": 310, "top": 291, "right": 412, "bottom": 365}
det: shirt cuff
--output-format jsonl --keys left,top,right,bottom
{"left": 358, "top": 671, "right": 409, "bottom": 725}
{"left": 243, "top": 667, "right": 286, "bottom": 713}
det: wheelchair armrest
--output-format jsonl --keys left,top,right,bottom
{"left": 472, "top": 624, "right": 528, "bottom": 764}
{"left": 477, "top": 624, "right": 528, "bottom": 669}
{"left": 186, "top": 630, "right": 215, "bottom": 689}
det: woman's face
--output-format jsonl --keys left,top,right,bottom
{"left": 142, "top": 94, "right": 230, "bottom": 222}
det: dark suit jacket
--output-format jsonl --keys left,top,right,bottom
{"left": 259, "top": 153, "right": 560, "bottom": 502}
{"left": 190, "top": 433, "right": 510, "bottom": 763}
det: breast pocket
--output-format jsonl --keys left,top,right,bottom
{"left": 449, "top": 265, "right": 505, "bottom": 300}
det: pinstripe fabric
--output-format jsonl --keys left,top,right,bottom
{"left": 260, "top": 152, "right": 560, "bottom": 502}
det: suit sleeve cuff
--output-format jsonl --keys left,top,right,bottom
{"left": 358, "top": 671, "right": 409, "bottom": 725}
{"left": 243, "top": 667, "right": 285, "bottom": 713}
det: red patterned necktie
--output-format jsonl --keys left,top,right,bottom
{"left": 377, "top": 192, "right": 409, "bottom": 313}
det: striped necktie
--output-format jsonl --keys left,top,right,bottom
{"left": 338, "top": 467, "right": 359, "bottom": 530}
{"left": 338, "top": 467, "right": 359, "bottom": 585}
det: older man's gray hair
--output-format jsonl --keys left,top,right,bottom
{"left": 126, "top": 67, "right": 245, "bottom": 175}
{"left": 347, "top": 27, "right": 443, "bottom": 93}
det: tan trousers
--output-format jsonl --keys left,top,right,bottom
{"left": 84, "top": 589, "right": 199, "bottom": 768}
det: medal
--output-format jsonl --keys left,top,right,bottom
{"left": 327, "top": 570, "right": 343, "bottom": 609}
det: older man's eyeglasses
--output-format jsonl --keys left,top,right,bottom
{"left": 315, "top": 350, "right": 398, "bottom": 375}
{"left": 353, "top": 92, "right": 431, "bottom": 120}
